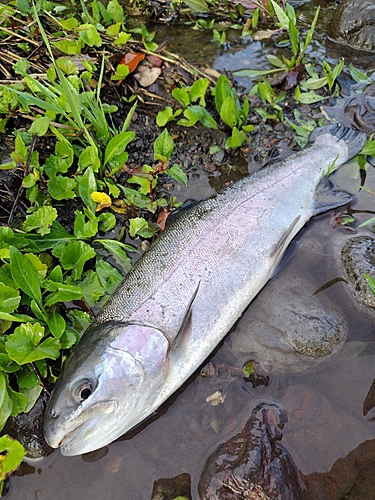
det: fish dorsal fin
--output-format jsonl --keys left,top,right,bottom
{"left": 312, "top": 178, "right": 354, "bottom": 216}
{"left": 170, "top": 281, "right": 200, "bottom": 352}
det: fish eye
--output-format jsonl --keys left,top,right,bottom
{"left": 80, "top": 387, "right": 92, "bottom": 400}
{"left": 73, "top": 381, "right": 93, "bottom": 402}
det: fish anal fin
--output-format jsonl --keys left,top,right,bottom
{"left": 170, "top": 281, "right": 200, "bottom": 352}
{"left": 313, "top": 178, "right": 354, "bottom": 216}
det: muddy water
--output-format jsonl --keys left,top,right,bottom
{"left": 6, "top": 1, "right": 375, "bottom": 499}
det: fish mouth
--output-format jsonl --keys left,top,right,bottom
{"left": 58, "top": 399, "right": 119, "bottom": 455}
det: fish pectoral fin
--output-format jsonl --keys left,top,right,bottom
{"left": 170, "top": 281, "right": 201, "bottom": 352}
{"left": 270, "top": 216, "right": 301, "bottom": 262}
{"left": 312, "top": 178, "right": 354, "bottom": 216}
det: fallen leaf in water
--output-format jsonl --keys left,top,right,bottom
{"left": 230, "top": 0, "right": 260, "bottom": 8}
{"left": 156, "top": 208, "right": 170, "bottom": 231}
{"left": 284, "top": 63, "right": 305, "bottom": 90}
{"left": 206, "top": 390, "right": 225, "bottom": 406}
{"left": 118, "top": 51, "right": 145, "bottom": 73}
{"left": 134, "top": 65, "right": 162, "bottom": 87}
{"left": 253, "top": 29, "right": 283, "bottom": 41}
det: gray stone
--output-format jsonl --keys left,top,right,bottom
{"left": 341, "top": 235, "right": 375, "bottom": 309}
{"left": 231, "top": 273, "right": 347, "bottom": 374}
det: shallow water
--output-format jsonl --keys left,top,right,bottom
{"left": 6, "top": 1, "right": 375, "bottom": 499}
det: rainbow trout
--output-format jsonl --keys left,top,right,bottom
{"left": 44, "top": 125, "right": 365, "bottom": 455}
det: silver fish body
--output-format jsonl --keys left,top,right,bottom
{"left": 44, "top": 125, "right": 365, "bottom": 455}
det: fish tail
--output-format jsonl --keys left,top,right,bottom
{"left": 310, "top": 123, "right": 366, "bottom": 159}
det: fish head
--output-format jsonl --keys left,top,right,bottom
{"left": 44, "top": 322, "right": 169, "bottom": 456}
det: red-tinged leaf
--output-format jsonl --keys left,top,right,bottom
{"left": 146, "top": 55, "right": 163, "bottom": 67}
{"left": 118, "top": 51, "right": 145, "bottom": 73}
{"left": 283, "top": 63, "right": 305, "bottom": 90}
{"left": 156, "top": 209, "right": 170, "bottom": 231}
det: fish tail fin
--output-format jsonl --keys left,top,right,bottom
{"left": 310, "top": 124, "right": 366, "bottom": 159}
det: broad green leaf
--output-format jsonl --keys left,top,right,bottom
{"left": 44, "top": 281, "right": 83, "bottom": 306}
{"left": 188, "top": 106, "right": 218, "bottom": 129}
{"left": 165, "top": 164, "right": 188, "bottom": 187}
{"left": 0, "top": 283, "right": 20, "bottom": 314}
{"left": 0, "top": 435, "right": 26, "bottom": 474}
{"left": 57, "top": 240, "right": 96, "bottom": 280}
{"left": 189, "top": 78, "right": 209, "bottom": 106}
{"left": 266, "top": 54, "right": 285, "bottom": 68}
{"left": 22, "top": 206, "right": 58, "bottom": 236}
{"left": 349, "top": 64, "right": 373, "bottom": 84}
{"left": 177, "top": 108, "right": 199, "bottom": 127}
{"left": 28, "top": 116, "right": 50, "bottom": 136}
{"left": 301, "top": 77, "right": 328, "bottom": 90}
{"left": 98, "top": 212, "right": 116, "bottom": 232}
{"left": 74, "top": 210, "right": 98, "bottom": 239}
{"left": 225, "top": 127, "right": 247, "bottom": 149}
{"left": 154, "top": 128, "right": 175, "bottom": 161}
{"left": 78, "top": 166, "right": 97, "bottom": 212}
{"left": 96, "top": 259, "right": 123, "bottom": 294}
{"left": 79, "top": 270, "right": 105, "bottom": 308}
{"left": 128, "top": 175, "right": 152, "bottom": 195}
{"left": 51, "top": 39, "right": 83, "bottom": 55}
{"left": 9, "top": 246, "right": 43, "bottom": 310}
{"left": 45, "top": 309, "right": 66, "bottom": 339}
{"left": 78, "top": 24, "right": 102, "bottom": 47}
{"left": 220, "top": 95, "right": 239, "bottom": 128}
{"left": 14, "top": 222, "right": 76, "bottom": 252}
{"left": 48, "top": 175, "right": 77, "bottom": 200}
{"left": 172, "top": 88, "right": 190, "bottom": 108}
{"left": 107, "top": 0, "right": 125, "bottom": 22}
{"left": 25, "top": 253, "right": 48, "bottom": 278}
{"left": 215, "top": 74, "right": 232, "bottom": 113}
{"left": 233, "top": 68, "right": 283, "bottom": 78}
{"left": 6, "top": 322, "right": 60, "bottom": 364}
{"left": 44, "top": 154, "right": 70, "bottom": 177}
{"left": 360, "top": 140, "right": 375, "bottom": 156}
{"left": 56, "top": 57, "right": 79, "bottom": 76}
{"left": 297, "top": 90, "right": 326, "bottom": 104}
{"left": 182, "top": 0, "right": 209, "bottom": 13}
{"left": 156, "top": 107, "right": 182, "bottom": 127}
{"left": 0, "top": 372, "right": 12, "bottom": 430}
{"left": 129, "top": 217, "right": 150, "bottom": 238}
{"left": 114, "top": 31, "right": 132, "bottom": 45}
{"left": 270, "top": 0, "right": 289, "bottom": 29}
{"left": 60, "top": 18, "right": 79, "bottom": 30}
{"left": 59, "top": 326, "right": 80, "bottom": 349}
{"left": 104, "top": 131, "right": 135, "bottom": 167}
{"left": 0, "top": 312, "right": 35, "bottom": 323}
{"left": 95, "top": 239, "right": 134, "bottom": 273}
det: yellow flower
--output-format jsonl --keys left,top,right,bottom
{"left": 90, "top": 191, "right": 112, "bottom": 212}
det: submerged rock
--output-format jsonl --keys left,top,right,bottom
{"left": 198, "top": 402, "right": 305, "bottom": 500}
{"left": 341, "top": 235, "right": 375, "bottom": 309}
{"left": 231, "top": 273, "right": 347, "bottom": 375}
{"left": 327, "top": 0, "right": 375, "bottom": 67}
{"left": 328, "top": 0, "right": 375, "bottom": 49}
{"left": 2, "top": 390, "right": 53, "bottom": 459}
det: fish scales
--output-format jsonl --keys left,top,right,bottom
{"left": 43, "top": 125, "right": 366, "bottom": 455}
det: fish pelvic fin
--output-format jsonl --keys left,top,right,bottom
{"left": 310, "top": 123, "right": 366, "bottom": 160}
{"left": 170, "top": 281, "right": 200, "bottom": 352}
{"left": 270, "top": 216, "right": 301, "bottom": 261}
